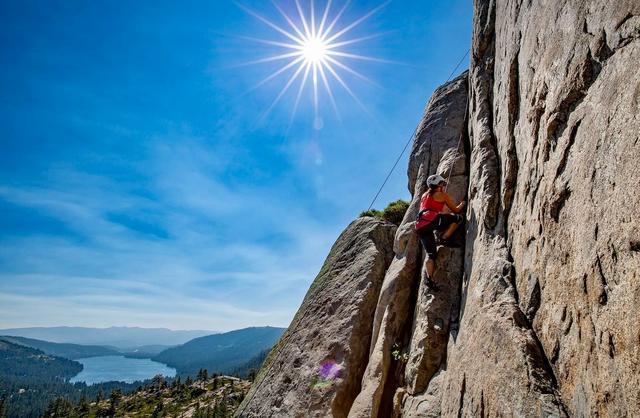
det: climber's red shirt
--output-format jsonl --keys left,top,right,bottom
{"left": 415, "top": 193, "right": 445, "bottom": 230}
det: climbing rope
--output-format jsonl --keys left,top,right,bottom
{"left": 366, "top": 48, "right": 470, "bottom": 211}
{"left": 236, "top": 49, "right": 471, "bottom": 417}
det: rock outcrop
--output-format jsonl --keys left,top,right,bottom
{"left": 238, "top": 0, "right": 640, "bottom": 416}
{"left": 237, "top": 218, "right": 396, "bottom": 418}
{"left": 347, "top": 71, "right": 469, "bottom": 418}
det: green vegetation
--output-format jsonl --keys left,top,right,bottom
{"left": 390, "top": 342, "right": 409, "bottom": 362}
{"left": 0, "top": 330, "right": 275, "bottom": 417}
{"left": 152, "top": 327, "right": 284, "bottom": 377}
{"left": 42, "top": 374, "right": 249, "bottom": 418}
{"left": 360, "top": 199, "right": 410, "bottom": 225}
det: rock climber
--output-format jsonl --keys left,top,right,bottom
{"left": 415, "top": 174, "right": 466, "bottom": 290}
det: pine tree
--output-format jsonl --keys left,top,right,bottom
{"left": 152, "top": 374, "right": 167, "bottom": 390}
{"left": 0, "top": 396, "right": 7, "bottom": 418}
{"left": 108, "top": 388, "right": 122, "bottom": 416}
{"left": 77, "top": 395, "right": 90, "bottom": 414}
{"left": 217, "top": 399, "right": 228, "bottom": 417}
{"left": 43, "top": 398, "right": 76, "bottom": 418}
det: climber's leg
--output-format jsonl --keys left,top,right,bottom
{"left": 418, "top": 228, "right": 437, "bottom": 267}
{"left": 418, "top": 228, "right": 440, "bottom": 290}
{"left": 441, "top": 222, "right": 459, "bottom": 240}
{"left": 425, "top": 258, "right": 435, "bottom": 278}
{"left": 436, "top": 214, "right": 464, "bottom": 241}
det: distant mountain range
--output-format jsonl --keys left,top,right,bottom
{"left": 153, "top": 326, "right": 285, "bottom": 376}
{"left": 0, "top": 326, "right": 214, "bottom": 349}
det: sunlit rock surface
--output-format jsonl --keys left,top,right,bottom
{"left": 237, "top": 217, "right": 396, "bottom": 418}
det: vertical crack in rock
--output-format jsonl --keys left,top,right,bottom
{"left": 595, "top": 254, "right": 609, "bottom": 306}
{"left": 456, "top": 375, "right": 466, "bottom": 418}
{"left": 441, "top": 0, "right": 570, "bottom": 416}
{"left": 503, "top": 48, "right": 521, "bottom": 224}
{"left": 549, "top": 183, "right": 572, "bottom": 223}
{"left": 349, "top": 72, "right": 469, "bottom": 418}
{"left": 524, "top": 274, "right": 542, "bottom": 321}
{"left": 555, "top": 119, "right": 582, "bottom": 178}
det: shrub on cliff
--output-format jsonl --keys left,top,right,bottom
{"left": 360, "top": 199, "right": 409, "bottom": 225}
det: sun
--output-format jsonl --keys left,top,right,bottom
{"left": 237, "top": 0, "right": 390, "bottom": 125}
{"left": 302, "top": 37, "right": 328, "bottom": 64}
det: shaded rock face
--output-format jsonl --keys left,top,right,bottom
{"left": 347, "top": 72, "right": 468, "bottom": 418}
{"left": 238, "top": 1, "right": 639, "bottom": 417}
{"left": 237, "top": 217, "right": 396, "bottom": 418}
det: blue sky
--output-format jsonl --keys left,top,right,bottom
{"left": 0, "top": 0, "right": 471, "bottom": 331}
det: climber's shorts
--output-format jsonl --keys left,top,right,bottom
{"left": 417, "top": 214, "right": 463, "bottom": 260}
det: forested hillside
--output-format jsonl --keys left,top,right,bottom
{"left": 153, "top": 327, "right": 284, "bottom": 377}
{"left": 42, "top": 374, "right": 249, "bottom": 418}
{"left": 0, "top": 339, "right": 141, "bottom": 418}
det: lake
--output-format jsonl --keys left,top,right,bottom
{"left": 70, "top": 355, "right": 176, "bottom": 384}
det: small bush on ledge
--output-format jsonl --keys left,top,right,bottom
{"left": 360, "top": 199, "right": 409, "bottom": 226}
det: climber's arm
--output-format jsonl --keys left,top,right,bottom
{"left": 443, "top": 193, "right": 466, "bottom": 214}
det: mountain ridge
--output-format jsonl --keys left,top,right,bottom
{"left": 0, "top": 326, "right": 215, "bottom": 349}
{"left": 0, "top": 335, "right": 120, "bottom": 359}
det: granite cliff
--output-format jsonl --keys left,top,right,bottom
{"left": 237, "top": 0, "right": 639, "bottom": 416}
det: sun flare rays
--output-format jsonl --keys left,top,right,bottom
{"left": 237, "top": 0, "right": 388, "bottom": 126}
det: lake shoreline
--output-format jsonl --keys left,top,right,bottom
{"left": 70, "top": 355, "right": 176, "bottom": 385}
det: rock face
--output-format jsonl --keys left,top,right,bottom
{"left": 237, "top": 218, "right": 396, "bottom": 418}
{"left": 347, "top": 72, "right": 469, "bottom": 418}
{"left": 237, "top": 1, "right": 640, "bottom": 416}
{"left": 458, "top": 0, "right": 640, "bottom": 416}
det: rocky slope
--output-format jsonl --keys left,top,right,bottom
{"left": 237, "top": 1, "right": 640, "bottom": 416}
{"left": 237, "top": 218, "right": 396, "bottom": 417}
